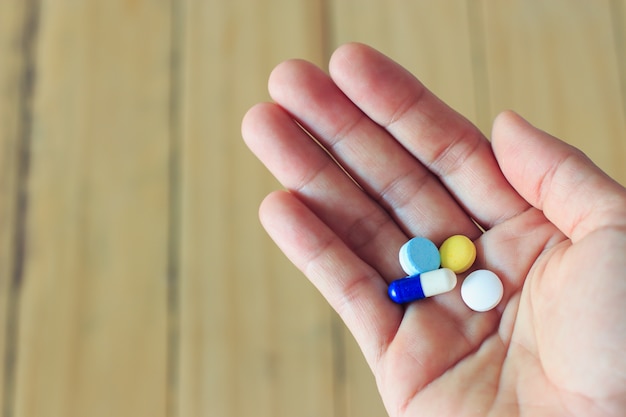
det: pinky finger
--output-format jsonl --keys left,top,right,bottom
{"left": 260, "top": 190, "right": 403, "bottom": 369}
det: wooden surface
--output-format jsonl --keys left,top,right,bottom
{"left": 0, "top": 1, "right": 624, "bottom": 416}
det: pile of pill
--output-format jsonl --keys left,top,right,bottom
{"left": 388, "top": 235, "right": 503, "bottom": 312}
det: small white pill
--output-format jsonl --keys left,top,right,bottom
{"left": 461, "top": 269, "right": 503, "bottom": 312}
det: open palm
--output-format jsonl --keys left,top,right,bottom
{"left": 242, "top": 43, "right": 626, "bottom": 416}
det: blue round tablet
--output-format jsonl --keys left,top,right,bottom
{"left": 399, "top": 237, "right": 441, "bottom": 275}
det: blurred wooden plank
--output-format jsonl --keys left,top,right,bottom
{"left": 0, "top": 1, "right": 32, "bottom": 414}
{"left": 176, "top": 1, "right": 335, "bottom": 416}
{"left": 482, "top": 0, "right": 626, "bottom": 185}
{"left": 612, "top": 0, "right": 626, "bottom": 128}
{"left": 327, "top": 2, "right": 478, "bottom": 416}
{"left": 13, "top": 2, "right": 171, "bottom": 416}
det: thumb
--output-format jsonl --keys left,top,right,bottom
{"left": 491, "top": 110, "right": 626, "bottom": 242}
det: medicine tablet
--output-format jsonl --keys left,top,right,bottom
{"left": 399, "top": 237, "right": 441, "bottom": 276}
{"left": 461, "top": 269, "right": 503, "bottom": 312}
{"left": 388, "top": 268, "right": 457, "bottom": 304}
{"left": 439, "top": 235, "right": 476, "bottom": 273}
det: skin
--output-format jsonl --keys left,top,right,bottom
{"left": 241, "top": 43, "right": 626, "bottom": 417}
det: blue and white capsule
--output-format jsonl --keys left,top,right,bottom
{"left": 388, "top": 268, "right": 457, "bottom": 304}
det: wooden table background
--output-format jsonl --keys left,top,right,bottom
{"left": 0, "top": 1, "right": 625, "bottom": 416}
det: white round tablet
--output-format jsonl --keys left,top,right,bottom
{"left": 461, "top": 269, "right": 503, "bottom": 312}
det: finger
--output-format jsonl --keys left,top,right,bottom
{"left": 329, "top": 43, "right": 529, "bottom": 229}
{"left": 268, "top": 59, "right": 480, "bottom": 243}
{"left": 259, "top": 190, "right": 403, "bottom": 369}
{"left": 242, "top": 102, "right": 406, "bottom": 280}
{"left": 491, "top": 110, "right": 626, "bottom": 242}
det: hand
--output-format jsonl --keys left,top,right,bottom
{"left": 242, "top": 43, "right": 626, "bottom": 416}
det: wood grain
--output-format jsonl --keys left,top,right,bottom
{"left": 0, "top": 2, "right": 32, "bottom": 414}
{"left": 12, "top": 2, "right": 170, "bottom": 416}
{"left": 612, "top": 0, "right": 626, "bottom": 133}
{"left": 176, "top": 1, "right": 335, "bottom": 416}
